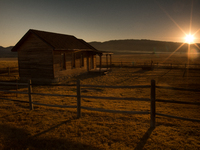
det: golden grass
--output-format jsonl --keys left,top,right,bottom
{"left": 0, "top": 58, "right": 18, "bottom": 68}
{"left": 0, "top": 55, "right": 200, "bottom": 149}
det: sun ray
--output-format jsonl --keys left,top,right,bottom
{"left": 187, "top": 44, "right": 191, "bottom": 67}
{"left": 162, "top": 43, "right": 186, "bottom": 63}
{"left": 192, "top": 28, "right": 200, "bottom": 36}
{"left": 156, "top": 0, "right": 199, "bottom": 66}
{"left": 157, "top": 2, "right": 187, "bottom": 35}
{"left": 194, "top": 43, "right": 200, "bottom": 50}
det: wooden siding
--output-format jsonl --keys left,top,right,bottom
{"left": 17, "top": 33, "right": 54, "bottom": 79}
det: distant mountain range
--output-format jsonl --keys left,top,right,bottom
{"left": 89, "top": 39, "right": 200, "bottom": 54}
{"left": 0, "top": 39, "right": 199, "bottom": 58}
{"left": 0, "top": 46, "right": 17, "bottom": 58}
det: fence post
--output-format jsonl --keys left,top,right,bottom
{"left": 150, "top": 80, "right": 156, "bottom": 128}
{"left": 28, "top": 79, "right": 33, "bottom": 110}
{"left": 106, "top": 54, "right": 108, "bottom": 70}
{"left": 77, "top": 79, "right": 81, "bottom": 118}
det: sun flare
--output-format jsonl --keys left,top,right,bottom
{"left": 185, "top": 34, "right": 195, "bottom": 44}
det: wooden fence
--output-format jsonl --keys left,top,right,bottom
{"left": 0, "top": 67, "right": 18, "bottom": 76}
{"left": 1, "top": 62, "right": 200, "bottom": 78}
{"left": 97, "top": 62, "right": 200, "bottom": 70}
{"left": 0, "top": 80, "right": 200, "bottom": 128}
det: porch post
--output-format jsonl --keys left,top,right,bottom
{"left": 110, "top": 54, "right": 112, "bottom": 70}
{"left": 87, "top": 55, "right": 89, "bottom": 72}
{"left": 99, "top": 54, "right": 102, "bottom": 72}
{"left": 106, "top": 54, "right": 108, "bottom": 70}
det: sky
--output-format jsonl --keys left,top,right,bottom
{"left": 0, "top": 0, "right": 200, "bottom": 47}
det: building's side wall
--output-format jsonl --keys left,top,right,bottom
{"left": 17, "top": 33, "right": 54, "bottom": 82}
{"left": 53, "top": 51, "right": 96, "bottom": 80}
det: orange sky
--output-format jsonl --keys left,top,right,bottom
{"left": 0, "top": 0, "right": 200, "bottom": 47}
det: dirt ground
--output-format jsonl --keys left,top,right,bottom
{"left": 0, "top": 55, "right": 200, "bottom": 150}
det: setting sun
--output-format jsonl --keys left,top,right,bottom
{"left": 185, "top": 34, "right": 195, "bottom": 44}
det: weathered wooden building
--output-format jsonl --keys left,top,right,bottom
{"left": 11, "top": 29, "right": 111, "bottom": 83}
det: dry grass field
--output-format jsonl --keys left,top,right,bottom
{"left": 0, "top": 54, "right": 200, "bottom": 150}
{"left": 102, "top": 53, "right": 200, "bottom": 65}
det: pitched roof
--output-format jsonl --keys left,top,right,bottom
{"left": 11, "top": 29, "right": 98, "bottom": 52}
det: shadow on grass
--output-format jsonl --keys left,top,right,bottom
{"left": 0, "top": 112, "right": 22, "bottom": 119}
{"left": 159, "top": 69, "right": 172, "bottom": 78}
{"left": 156, "top": 69, "right": 172, "bottom": 84}
{"left": 134, "top": 127, "right": 155, "bottom": 150}
{"left": 0, "top": 119, "right": 103, "bottom": 150}
{"left": 32, "top": 119, "right": 74, "bottom": 138}
{"left": 0, "top": 78, "right": 28, "bottom": 91}
{"left": 74, "top": 72, "right": 104, "bottom": 81}
{"left": 109, "top": 68, "right": 151, "bottom": 85}
{"left": 114, "top": 68, "right": 151, "bottom": 74}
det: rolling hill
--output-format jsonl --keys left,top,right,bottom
{"left": 89, "top": 39, "right": 200, "bottom": 54}
{"left": 0, "top": 46, "right": 17, "bottom": 58}
{"left": 1, "top": 39, "right": 199, "bottom": 57}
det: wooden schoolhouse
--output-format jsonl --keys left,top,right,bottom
{"left": 11, "top": 29, "right": 112, "bottom": 83}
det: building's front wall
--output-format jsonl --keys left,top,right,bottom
{"left": 17, "top": 33, "right": 54, "bottom": 82}
{"left": 53, "top": 51, "right": 96, "bottom": 81}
